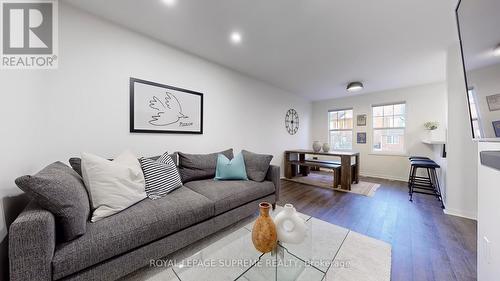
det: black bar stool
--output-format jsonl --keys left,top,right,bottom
{"left": 408, "top": 157, "right": 444, "bottom": 208}
{"left": 409, "top": 156, "right": 431, "bottom": 161}
{"left": 407, "top": 156, "right": 431, "bottom": 191}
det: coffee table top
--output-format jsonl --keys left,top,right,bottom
{"left": 172, "top": 206, "right": 349, "bottom": 281}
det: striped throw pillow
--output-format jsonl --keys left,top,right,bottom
{"left": 139, "top": 153, "right": 182, "bottom": 199}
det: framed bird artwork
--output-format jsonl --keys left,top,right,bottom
{"left": 130, "top": 77, "right": 203, "bottom": 134}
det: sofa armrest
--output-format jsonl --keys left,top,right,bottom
{"left": 265, "top": 165, "right": 280, "bottom": 202}
{"left": 9, "top": 201, "right": 55, "bottom": 281}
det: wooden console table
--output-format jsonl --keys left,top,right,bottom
{"left": 284, "top": 149, "right": 360, "bottom": 190}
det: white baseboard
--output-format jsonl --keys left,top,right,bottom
{"left": 443, "top": 208, "right": 477, "bottom": 220}
{"left": 359, "top": 172, "right": 407, "bottom": 182}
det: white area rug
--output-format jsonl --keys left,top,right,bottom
{"left": 326, "top": 231, "right": 392, "bottom": 281}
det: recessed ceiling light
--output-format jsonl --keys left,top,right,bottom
{"left": 347, "top": 82, "right": 364, "bottom": 93}
{"left": 230, "top": 31, "right": 242, "bottom": 45}
{"left": 494, "top": 44, "right": 500, "bottom": 57}
{"left": 162, "top": 0, "right": 177, "bottom": 7}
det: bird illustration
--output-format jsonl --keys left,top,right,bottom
{"left": 148, "top": 91, "right": 188, "bottom": 126}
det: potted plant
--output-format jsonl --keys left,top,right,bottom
{"left": 424, "top": 121, "right": 439, "bottom": 130}
{"left": 424, "top": 121, "right": 440, "bottom": 141}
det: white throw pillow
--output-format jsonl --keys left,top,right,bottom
{"left": 81, "top": 150, "right": 147, "bottom": 222}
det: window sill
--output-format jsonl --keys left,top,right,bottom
{"left": 369, "top": 152, "right": 409, "bottom": 157}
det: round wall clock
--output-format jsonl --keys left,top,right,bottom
{"left": 285, "top": 109, "right": 299, "bottom": 135}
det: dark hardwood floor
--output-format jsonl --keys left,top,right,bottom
{"left": 277, "top": 177, "right": 477, "bottom": 281}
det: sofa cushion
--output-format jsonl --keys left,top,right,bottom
{"left": 81, "top": 151, "right": 147, "bottom": 222}
{"left": 14, "top": 162, "right": 90, "bottom": 242}
{"left": 242, "top": 150, "right": 273, "bottom": 182}
{"left": 52, "top": 187, "right": 214, "bottom": 280}
{"left": 215, "top": 153, "right": 248, "bottom": 180}
{"left": 178, "top": 149, "right": 233, "bottom": 183}
{"left": 184, "top": 179, "right": 275, "bottom": 215}
{"left": 140, "top": 153, "right": 183, "bottom": 199}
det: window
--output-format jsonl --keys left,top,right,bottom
{"left": 329, "top": 109, "right": 353, "bottom": 150}
{"left": 372, "top": 103, "right": 406, "bottom": 154}
{"left": 385, "top": 135, "right": 400, "bottom": 145}
{"left": 468, "top": 88, "right": 483, "bottom": 138}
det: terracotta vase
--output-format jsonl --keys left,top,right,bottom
{"left": 252, "top": 202, "right": 277, "bottom": 253}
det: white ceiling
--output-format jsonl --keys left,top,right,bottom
{"left": 65, "top": 0, "right": 458, "bottom": 101}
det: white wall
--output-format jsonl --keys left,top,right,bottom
{"left": 445, "top": 44, "right": 478, "bottom": 220}
{"left": 0, "top": 71, "right": 53, "bottom": 240}
{"left": 46, "top": 3, "right": 311, "bottom": 162}
{"left": 311, "top": 82, "right": 447, "bottom": 181}
{"left": 477, "top": 141, "right": 500, "bottom": 281}
{"left": 468, "top": 63, "right": 500, "bottom": 138}
{"left": 0, "top": 3, "right": 312, "bottom": 240}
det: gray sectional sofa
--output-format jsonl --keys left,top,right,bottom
{"left": 8, "top": 151, "right": 280, "bottom": 281}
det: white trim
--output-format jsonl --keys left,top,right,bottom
{"left": 359, "top": 172, "right": 407, "bottom": 182}
{"left": 443, "top": 208, "right": 477, "bottom": 221}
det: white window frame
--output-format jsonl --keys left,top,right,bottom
{"left": 371, "top": 102, "right": 407, "bottom": 156}
{"left": 328, "top": 108, "right": 353, "bottom": 151}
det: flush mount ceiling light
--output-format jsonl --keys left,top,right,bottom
{"left": 346, "top": 82, "right": 364, "bottom": 93}
{"left": 230, "top": 31, "right": 242, "bottom": 45}
{"left": 162, "top": 0, "right": 177, "bottom": 7}
{"left": 494, "top": 44, "right": 500, "bottom": 57}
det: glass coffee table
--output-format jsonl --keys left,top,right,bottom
{"left": 172, "top": 207, "right": 350, "bottom": 281}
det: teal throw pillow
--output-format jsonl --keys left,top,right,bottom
{"left": 215, "top": 153, "right": 248, "bottom": 180}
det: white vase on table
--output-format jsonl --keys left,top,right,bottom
{"left": 274, "top": 204, "right": 308, "bottom": 244}
{"left": 322, "top": 143, "right": 331, "bottom": 152}
{"left": 312, "top": 141, "right": 321, "bottom": 152}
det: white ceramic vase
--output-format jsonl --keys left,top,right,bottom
{"left": 312, "top": 141, "right": 321, "bottom": 152}
{"left": 274, "top": 204, "right": 308, "bottom": 244}
{"left": 322, "top": 143, "right": 331, "bottom": 152}
{"left": 428, "top": 130, "right": 437, "bottom": 141}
